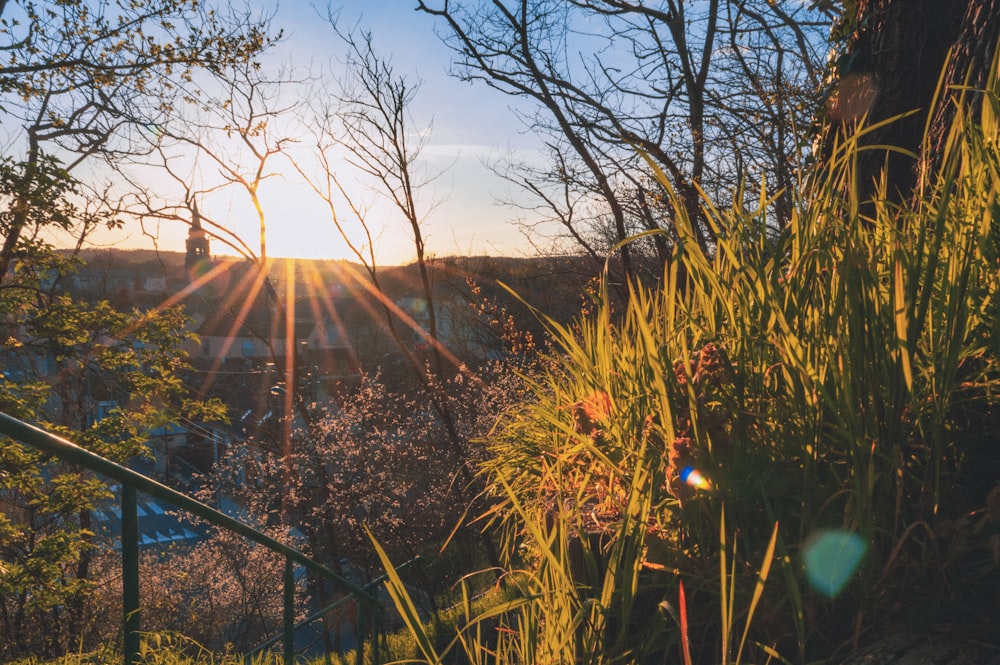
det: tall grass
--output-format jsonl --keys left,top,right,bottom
{"left": 372, "top": 48, "right": 999, "bottom": 665}
{"left": 8, "top": 633, "right": 284, "bottom": 665}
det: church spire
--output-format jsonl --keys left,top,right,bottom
{"left": 185, "top": 200, "right": 211, "bottom": 278}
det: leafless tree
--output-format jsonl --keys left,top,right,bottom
{"left": 296, "top": 26, "right": 455, "bottom": 395}
{"left": 0, "top": 0, "right": 275, "bottom": 282}
{"left": 292, "top": 20, "right": 503, "bottom": 570}
{"left": 417, "top": 0, "right": 828, "bottom": 280}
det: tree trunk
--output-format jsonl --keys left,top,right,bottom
{"left": 925, "top": 0, "right": 1000, "bottom": 172}
{"left": 0, "top": 137, "right": 40, "bottom": 285}
{"left": 822, "top": 0, "right": 999, "bottom": 205}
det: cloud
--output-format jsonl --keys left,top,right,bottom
{"left": 422, "top": 143, "right": 547, "bottom": 168}
{"left": 421, "top": 143, "right": 501, "bottom": 160}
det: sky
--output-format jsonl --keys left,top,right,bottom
{"left": 96, "top": 0, "right": 544, "bottom": 265}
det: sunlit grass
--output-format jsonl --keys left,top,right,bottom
{"left": 8, "top": 633, "right": 282, "bottom": 665}
{"left": 369, "top": 49, "right": 1000, "bottom": 665}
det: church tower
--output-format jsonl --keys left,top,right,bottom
{"left": 185, "top": 201, "right": 211, "bottom": 277}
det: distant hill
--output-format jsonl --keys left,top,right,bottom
{"left": 54, "top": 248, "right": 612, "bottom": 331}
{"left": 59, "top": 248, "right": 361, "bottom": 277}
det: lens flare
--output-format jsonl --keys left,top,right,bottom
{"left": 679, "top": 466, "right": 711, "bottom": 490}
{"left": 802, "top": 530, "right": 868, "bottom": 598}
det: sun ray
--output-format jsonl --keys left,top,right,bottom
{"left": 299, "top": 262, "right": 360, "bottom": 382}
{"left": 196, "top": 261, "right": 273, "bottom": 397}
{"left": 334, "top": 261, "right": 468, "bottom": 374}
{"left": 120, "top": 260, "right": 239, "bottom": 339}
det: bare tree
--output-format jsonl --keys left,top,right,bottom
{"left": 417, "top": 0, "right": 827, "bottom": 278}
{"left": 292, "top": 21, "right": 503, "bottom": 569}
{"left": 0, "top": 0, "right": 275, "bottom": 281}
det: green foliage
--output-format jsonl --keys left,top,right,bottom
{"left": 1, "top": 1, "right": 277, "bottom": 661}
{"left": 0, "top": 155, "right": 86, "bottom": 234}
{"left": 1, "top": 167, "right": 227, "bottom": 657}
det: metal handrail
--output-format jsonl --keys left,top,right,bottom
{"left": 246, "top": 557, "right": 422, "bottom": 660}
{"left": 0, "top": 411, "right": 383, "bottom": 665}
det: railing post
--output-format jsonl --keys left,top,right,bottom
{"left": 122, "top": 484, "right": 140, "bottom": 665}
{"left": 355, "top": 599, "right": 366, "bottom": 665}
{"left": 284, "top": 557, "right": 295, "bottom": 665}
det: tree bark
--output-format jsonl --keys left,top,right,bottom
{"left": 925, "top": 0, "right": 1000, "bottom": 172}
{"left": 822, "top": 0, "right": 999, "bottom": 205}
